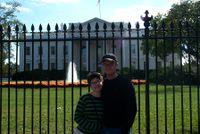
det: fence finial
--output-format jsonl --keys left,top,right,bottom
{"left": 103, "top": 23, "right": 107, "bottom": 31}
{"left": 141, "top": 10, "right": 153, "bottom": 28}
{"left": 47, "top": 24, "right": 50, "bottom": 31}
{"left": 87, "top": 23, "right": 91, "bottom": 31}
{"left": 79, "top": 23, "right": 82, "bottom": 32}
{"left": 0, "top": 25, "right": 3, "bottom": 32}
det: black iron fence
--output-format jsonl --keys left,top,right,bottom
{"left": 0, "top": 10, "right": 200, "bottom": 134}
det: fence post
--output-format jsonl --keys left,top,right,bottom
{"left": 141, "top": 10, "right": 153, "bottom": 134}
{"left": 0, "top": 24, "right": 2, "bottom": 134}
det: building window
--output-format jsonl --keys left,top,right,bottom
{"left": 51, "top": 46, "right": 55, "bottom": 55}
{"left": 63, "top": 62, "right": 71, "bottom": 70}
{"left": 51, "top": 63, "right": 56, "bottom": 70}
{"left": 157, "top": 61, "right": 162, "bottom": 69}
{"left": 64, "top": 45, "right": 68, "bottom": 55}
{"left": 170, "top": 61, "right": 173, "bottom": 67}
{"left": 26, "top": 47, "right": 30, "bottom": 55}
{"left": 38, "top": 63, "right": 43, "bottom": 70}
{"left": 25, "top": 63, "right": 30, "bottom": 71}
{"left": 38, "top": 46, "right": 43, "bottom": 55}
{"left": 132, "top": 45, "right": 136, "bottom": 54}
{"left": 82, "top": 44, "right": 86, "bottom": 49}
{"left": 131, "top": 61, "right": 136, "bottom": 69}
{"left": 98, "top": 43, "right": 101, "bottom": 48}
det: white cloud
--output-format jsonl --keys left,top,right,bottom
{"left": 1, "top": 2, "right": 12, "bottom": 8}
{"left": 108, "top": 4, "right": 171, "bottom": 27}
{"left": 1, "top": 2, "right": 31, "bottom": 13}
{"left": 107, "top": 0, "right": 182, "bottom": 26}
{"left": 17, "top": 7, "right": 32, "bottom": 13}
{"left": 166, "top": 0, "right": 180, "bottom": 5}
{"left": 32, "top": 0, "right": 79, "bottom": 4}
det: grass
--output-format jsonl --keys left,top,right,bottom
{"left": 0, "top": 84, "right": 199, "bottom": 134}
{"left": 134, "top": 84, "right": 199, "bottom": 134}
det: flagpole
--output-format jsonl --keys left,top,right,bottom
{"left": 98, "top": 0, "right": 101, "bottom": 18}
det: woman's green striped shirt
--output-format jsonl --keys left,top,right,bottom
{"left": 74, "top": 93, "right": 104, "bottom": 134}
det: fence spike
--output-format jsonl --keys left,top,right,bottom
{"left": 161, "top": 20, "right": 166, "bottom": 30}
{"left": 39, "top": 24, "right": 42, "bottom": 31}
{"left": 0, "top": 25, "right": 3, "bottom": 33}
{"left": 79, "top": 23, "right": 82, "bottom": 32}
{"left": 153, "top": 22, "right": 157, "bottom": 29}
{"left": 111, "top": 22, "right": 115, "bottom": 30}
{"left": 31, "top": 24, "right": 35, "bottom": 32}
{"left": 0, "top": 25, "right": 2, "bottom": 30}
{"left": 185, "top": 21, "right": 190, "bottom": 35}
{"left": 103, "top": 23, "right": 107, "bottom": 31}
{"left": 178, "top": 21, "right": 182, "bottom": 29}
{"left": 47, "top": 24, "right": 50, "bottom": 31}
{"left": 7, "top": 25, "right": 11, "bottom": 33}
{"left": 71, "top": 23, "right": 74, "bottom": 31}
{"left": 55, "top": 23, "right": 59, "bottom": 31}
{"left": 63, "top": 24, "right": 67, "bottom": 31}
{"left": 120, "top": 22, "right": 123, "bottom": 30}
{"left": 170, "top": 21, "right": 174, "bottom": 31}
{"left": 95, "top": 22, "right": 99, "bottom": 31}
{"left": 23, "top": 24, "right": 26, "bottom": 32}
{"left": 15, "top": 25, "right": 19, "bottom": 32}
{"left": 128, "top": 22, "right": 131, "bottom": 29}
{"left": 185, "top": 21, "right": 189, "bottom": 29}
{"left": 195, "top": 20, "right": 199, "bottom": 30}
{"left": 136, "top": 22, "right": 139, "bottom": 29}
{"left": 87, "top": 23, "right": 91, "bottom": 31}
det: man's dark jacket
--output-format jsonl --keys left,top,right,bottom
{"left": 101, "top": 75, "right": 137, "bottom": 134}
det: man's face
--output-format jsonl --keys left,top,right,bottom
{"left": 102, "top": 60, "right": 117, "bottom": 75}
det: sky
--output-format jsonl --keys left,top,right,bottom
{"left": 1, "top": 0, "right": 180, "bottom": 30}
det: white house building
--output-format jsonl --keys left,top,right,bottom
{"left": 19, "top": 18, "right": 180, "bottom": 72}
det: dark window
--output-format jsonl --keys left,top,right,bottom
{"left": 26, "top": 47, "right": 30, "bottom": 55}
{"left": 51, "top": 63, "right": 55, "bottom": 70}
{"left": 25, "top": 63, "right": 30, "bottom": 71}
{"left": 38, "top": 46, "right": 43, "bottom": 55}
{"left": 51, "top": 46, "right": 55, "bottom": 55}
{"left": 38, "top": 62, "right": 43, "bottom": 69}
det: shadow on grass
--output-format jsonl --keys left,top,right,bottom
{"left": 182, "top": 129, "right": 199, "bottom": 134}
{"left": 137, "top": 85, "right": 198, "bottom": 94}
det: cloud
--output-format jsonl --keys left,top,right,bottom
{"left": 0, "top": 2, "right": 31, "bottom": 13}
{"left": 166, "top": 0, "right": 180, "bottom": 5}
{"left": 0, "top": 2, "right": 12, "bottom": 8}
{"left": 109, "top": 0, "right": 180, "bottom": 26}
{"left": 108, "top": 4, "right": 171, "bottom": 27}
{"left": 17, "top": 7, "right": 32, "bottom": 13}
{"left": 31, "top": 0, "right": 79, "bottom": 5}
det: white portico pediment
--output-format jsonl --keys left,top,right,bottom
{"left": 81, "top": 17, "right": 111, "bottom": 31}
{"left": 68, "top": 17, "right": 127, "bottom": 32}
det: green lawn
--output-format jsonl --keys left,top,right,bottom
{"left": 0, "top": 84, "right": 199, "bottom": 134}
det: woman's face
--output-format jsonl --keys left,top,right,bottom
{"left": 90, "top": 78, "right": 103, "bottom": 92}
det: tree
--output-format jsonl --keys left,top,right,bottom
{"left": 0, "top": 1, "right": 22, "bottom": 77}
{"left": 142, "top": 0, "right": 200, "bottom": 64}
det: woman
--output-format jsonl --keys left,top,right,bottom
{"left": 74, "top": 72, "right": 104, "bottom": 134}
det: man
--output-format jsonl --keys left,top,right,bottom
{"left": 100, "top": 53, "right": 137, "bottom": 134}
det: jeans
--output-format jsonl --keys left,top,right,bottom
{"left": 74, "top": 128, "right": 85, "bottom": 134}
{"left": 101, "top": 127, "right": 122, "bottom": 134}
{"left": 101, "top": 127, "right": 132, "bottom": 134}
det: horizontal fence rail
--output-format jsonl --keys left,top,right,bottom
{"left": 0, "top": 11, "right": 200, "bottom": 134}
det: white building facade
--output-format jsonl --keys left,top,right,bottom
{"left": 19, "top": 18, "right": 180, "bottom": 72}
